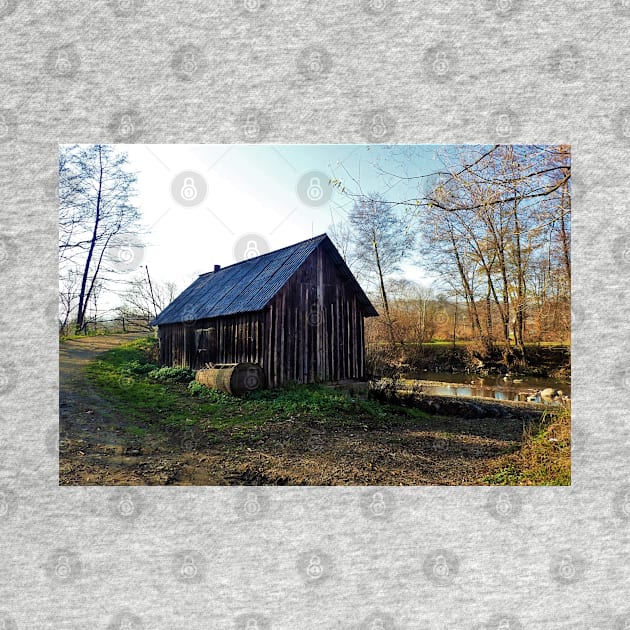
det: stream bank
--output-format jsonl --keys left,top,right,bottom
{"left": 368, "top": 342, "right": 571, "bottom": 381}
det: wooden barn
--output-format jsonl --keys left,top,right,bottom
{"left": 153, "top": 234, "right": 378, "bottom": 387}
{"left": 151, "top": 234, "right": 378, "bottom": 388}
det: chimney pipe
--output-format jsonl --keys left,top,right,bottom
{"left": 214, "top": 264, "right": 221, "bottom": 273}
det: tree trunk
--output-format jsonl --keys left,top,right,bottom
{"left": 512, "top": 196, "right": 526, "bottom": 353}
{"left": 75, "top": 146, "right": 103, "bottom": 334}
{"left": 485, "top": 283, "right": 493, "bottom": 346}
{"left": 559, "top": 181, "right": 571, "bottom": 289}
{"left": 372, "top": 236, "right": 396, "bottom": 346}
{"left": 448, "top": 228, "right": 484, "bottom": 345}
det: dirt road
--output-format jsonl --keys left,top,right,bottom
{"left": 59, "top": 334, "right": 211, "bottom": 485}
{"left": 60, "top": 335, "right": 522, "bottom": 486}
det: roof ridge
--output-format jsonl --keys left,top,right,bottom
{"left": 151, "top": 232, "right": 378, "bottom": 326}
{"left": 198, "top": 233, "right": 328, "bottom": 277}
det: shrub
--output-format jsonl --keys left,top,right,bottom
{"left": 368, "top": 376, "right": 402, "bottom": 403}
{"left": 187, "top": 380, "right": 232, "bottom": 402}
{"left": 147, "top": 366, "right": 195, "bottom": 383}
{"left": 125, "top": 359, "right": 158, "bottom": 376}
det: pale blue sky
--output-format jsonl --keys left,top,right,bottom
{"left": 120, "top": 144, "right": 442, "bottom": 295}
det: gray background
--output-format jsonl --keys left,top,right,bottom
{"left": 0, "top": 0, "right": 628, "bottom": 628}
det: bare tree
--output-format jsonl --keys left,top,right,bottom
{"left": 59, "top": 268, "right": 81, "bottom": 334}
{"left": 419, "top": 145, "right": 571, "bottom": 359}
{"left": 118, "top": 273, "right": 178, "bottom": 328}
{"left": 387, "top": 279, "right": 437, "bottom": 344}
{"left": 348, "top": 194, "right": 414, "bottom": 345}
{"left": 59, "top": 144, "right": 142, "bottom": 334}
{"left": 327, "top": 219, "right": 365, "bottom": 280}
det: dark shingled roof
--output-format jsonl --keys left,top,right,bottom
{"left": 151, "top": 234, "right": 378, "bottom": 325}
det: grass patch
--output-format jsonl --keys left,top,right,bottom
{"left": 125, "top": 425, "right": 148, "bottom": 437}
{"left": 84, "top": 339, "right": 431, "bottom": 440}
{"left": 482, "top": 407, "right": 571, "bottom": 485}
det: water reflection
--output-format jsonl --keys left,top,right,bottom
{"left": 402, "top": 372, "right": 571, "bottom": 405}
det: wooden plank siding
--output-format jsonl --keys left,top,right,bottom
{"left": 262, "top": 246, "right": 366, "bottom": 387}
{"left": 157, "top": 246, "right": 368, "bottom": 387}
{"left": 157, "top": 311, "right": 266, "bottom": 370}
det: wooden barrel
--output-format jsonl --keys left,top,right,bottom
{"left": 195, "top": 363, "right": 265, "bottom": 396}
